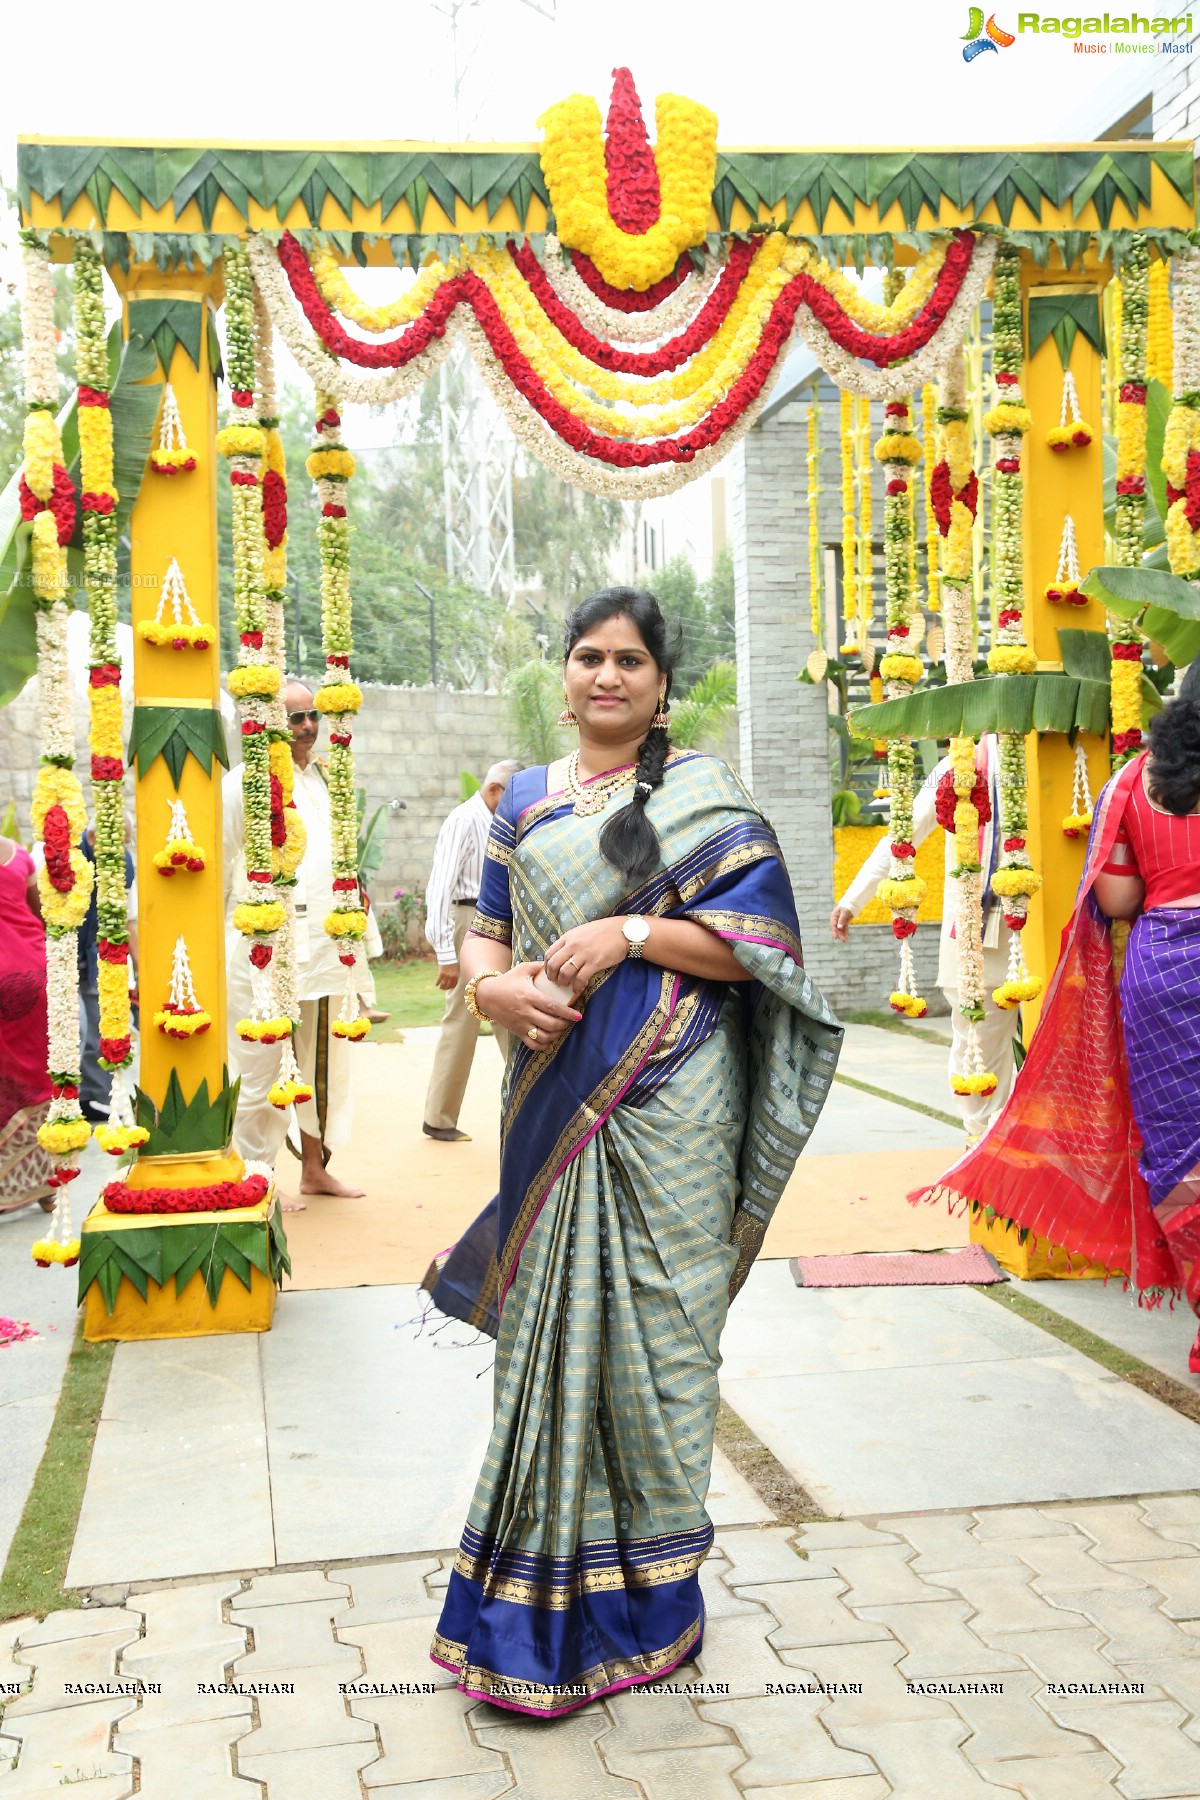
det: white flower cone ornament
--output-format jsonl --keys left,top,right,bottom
{"left": 1064, "top": 741, "right": 1095, "bottom": 839}
{"left": 137, "top": 556, "right": 213, "bottom": 650}
{"left": 154, "top": 935, "right": 212, "bottom": 1038}
{"left": 150, "top": 382, "right": 196, "bottom": 474}
{"left": 269, "top": 1039, "right": 313, "bottom": 1110}
{"left": 1045, "top": 513, "right": 1085, "bottom": 607}
{"left": 333, "top": 960, "right": 370, "bottom": 1041}
{"left": 1046, "top": 369, "right": 1093, "bottom": 452}
{"left": 154, "top": 796, "right": 206, "bottom": 876}
{"left": 94, "top": 1071, "right": 150, "bottom": 1158}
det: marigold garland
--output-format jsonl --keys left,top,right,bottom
{"left": 23, "top": 234, "right": 91, "bottom": 1255}
{"left": 1163, "top": 248, "right": 1200, "bottom": 599}
{"left": 855, "top": 395, "right": 874, "bottom": 652}
{"left": 1148, "top": 254, "right": 1174, "bottom": 388}
{"left": 839, "top": 390, "right": 858, "bottom": 654}
{"left": 1111, "top": 237, "right": 1151, "bottom": 770}
{"left": 807, "top": 401, "right": 823, "bottom": 646}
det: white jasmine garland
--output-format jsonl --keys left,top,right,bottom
{"left": 542, "top": 236, "right": 723, "bottom": 343}
{"left": 45, "top": 931, "right": 82, "bottom": 1079}
{"left": 1173, "top": 247, "right": 1200, "bottom": 393}
{"left": 20, "top": 238, "right": 58, "bottom": 408}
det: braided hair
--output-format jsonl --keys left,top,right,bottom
{"left": 562, "top": 586, "right": 681, "bottom": 885}
{"left": 1147, "top": 658, "right": 1200, "bottom": 816}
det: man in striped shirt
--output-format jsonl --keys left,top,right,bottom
{"left": 422, "top": 760, "right": 521, "bottom": 1141}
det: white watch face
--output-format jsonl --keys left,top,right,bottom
{"left": 623, "top": 915, "right": 651, "bottom": 944}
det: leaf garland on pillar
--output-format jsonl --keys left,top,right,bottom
{"left": 1110, "top": 236, "right": 1149, "bottom": 769}
{"left": 21, "top": 232, "right": 89, "bottom": 1266}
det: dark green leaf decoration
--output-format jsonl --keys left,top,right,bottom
{"left": 1028, "top": 291, "right": 1105, "bottom": 370}
{"left": 1057, "top": 627, "right": 1113, "bottom": 683}
{"left": 77, "top": 1203, "right": 287, "bottom": 1314}
{"left": 62, "top": 323, "right": 161, "bottom": 552}
{"left": 851, "top": 672, "right": 1111, "bottom": 743}
{"left": 1081, "top": 564, "right": 1200, "bottom": 668}
{"left": 127, "top": 296, "right": 206, "bottom": 374}
{"left": 17, "top": 141, "right": 1193, "bottom": 236}
{"left": 129, "top": 705, "right": 230, "bottom": 787}
{"left": 134, "top": 1066, "right": 240, "bottom": 1156}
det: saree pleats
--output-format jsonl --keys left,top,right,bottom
{"left": 427, "top": 755, "right": 843, "bottom": 1711}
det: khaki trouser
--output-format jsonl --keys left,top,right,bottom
{"left": 423, "top": 903, "right": 509, "bottom": 1131}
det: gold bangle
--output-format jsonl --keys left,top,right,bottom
{"left": 464, "top": 969, "right": 504, "bottom": 1023}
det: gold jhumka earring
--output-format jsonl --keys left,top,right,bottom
{"left": 557, "top": 695, "right": 578, "bottom": 727}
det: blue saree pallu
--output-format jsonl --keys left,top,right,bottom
{"left": 424, "top": 754, "right": 842, "bottom": 1713}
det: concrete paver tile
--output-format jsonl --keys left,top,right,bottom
{"left": 8, "top": 1624, "right": 143, "bottom": 1716}
{"left": 1112, "top": 1657, "right": 1200, "bottom": 1720}
{"left": 971, "top": 1753, "right": 1123, "bottom": 1799}
{"left": 1057, "top": 1504, "right": 1196, "bottom": 1565}
{"left": 115, "top": 1664, "right": 253, "bottom": 1734}
{"left": 352, "top": 1684, "right": 505, "bottom": 1788}
{"left": 238, "top": 1742, "right": 379, "bottom": 1799}
{"left": 600, "top": 1742, "right": 747, "bottom": 1799}
{"left": 699, "top": 1694, "right": 874, "bottom": 1787}
{"left": 823, "top": 1717, "right": 1024, "bottom": 1797}
{"left": 1110, "top": 1557, "right": 1200, "bottom": 1620}
{"left": 1014, "top": 1536, "right": 1142, "bottom": 1595}
{"left": 121, "top": 1579, "right": 245, "bottom": 1657}
{"left": 0, "top": 1696, "right": 136, "bottom": 1798}
{"left": 890, "top": 1515, "right": 1025, "bottom": 1575}
{"left": 793, "top": 1523, "right": 901, "bottom": 1551}
{"left": 1060, "top": 1588, "right": 1200, "bottom": 1662}
{"left": 232, "top": 1569, "right": 351, "bottom": 1608}
{"left": 231, "top": 1597, "right": 361, "bottom": 1675}
{"left": 368, "top": 1779, "right": 511, "bottom": 1800}
{"left": 335, "top": 1615, "right": 458, "bottom": 1689}
{"left": 778, "top": 1641, "right": 959, "bottom": 1727}
{"left": 935, "top": 1669, "right": 1102, "bottom": 1760}
{"left": 691, "top": 1615, "right": 797, "bottom": 1698}
{"left": 119, "top": 1717, "right": 256, "bottom": 1799}
{"left": 709, "top": 1444, "right": 776, "bottom": 1527}
{"left": 997, "top": 1628, "right": 1163, "bottom": 1704}
{"left": 715, "top": 1528, "right": 829, "bottom": 1587}
{"left": 1138, "top": 1494, "right": 1200, "bottom": 1530}
{"left": 234, "top": 1677, "right": 376, "bottom": 1755}
{"left": 740, "top": 1783, "right": 889, "bottom": 1800}
{"left": 972, "top": 1509, "right": 1076, "bottom": 1541}
{"left": 426, "top": 1560, "right": 451, "bottom": 1592}
{"left": 0, "top": 1619, "right": 33, "bottom": 1660}
{"left": 816, "top": 1545, "right": 950, "bottom": 1609}
{"left": 933, "top": 1566, "right": 1090, "bottom": 1636}
{"left": 854, "top": 1601, "right": 1024, "bottom": 1680}
{"left": 740, "top": 1579, "right": 892, "bottom": 1650}
{"left": 603, "top": 1682, "right": 732, "bottom": 1754}
{"left": 11, "top": 1605, "right": 142, "bottom": 1648}
{"left": 333, "top": 1558, "right": 442, "bottom": 1627}
{"left": 471, "top": 1707, "right": 641, "bottom": 1799}
{"left": 700, "top": 1553, "right": 766, "bottom": 1619}
{"left": 1042, "top": 1698, "right": 1200, "bottom": 1799}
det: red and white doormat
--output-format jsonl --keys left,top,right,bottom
{"left": 789, "top": 1246, "right": 1005, "bottom": 1289}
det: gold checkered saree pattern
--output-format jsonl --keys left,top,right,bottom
{"left": 433, "top": 754, "right": 842, "bottom": 1713}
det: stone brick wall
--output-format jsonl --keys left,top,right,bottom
{"left": 729, "top": 389, "right": 944, "bottom": 1016}
{"left": 1154, "top": 33, "right": 1200, "bottom": 142}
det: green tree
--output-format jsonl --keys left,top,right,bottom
{"left": 512, "top": 461, "right": 623, "bottom": 626}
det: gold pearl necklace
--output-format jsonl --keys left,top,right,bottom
{"left": 564, "top": 749, "right": 635, "bottom": 817}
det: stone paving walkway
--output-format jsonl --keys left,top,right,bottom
{"left": 7, "top": 1498, "right": 1200, "bottom": 1798}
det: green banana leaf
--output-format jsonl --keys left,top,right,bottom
{"left": 1081, "top": 563, "right": 1200, "bottom": 668}
{"left": 851, "top": 671, "right": 1111, "bottom": 743}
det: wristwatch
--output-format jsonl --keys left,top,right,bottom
{"left": 622, "top": 915, "right": 651, "bottom": 960}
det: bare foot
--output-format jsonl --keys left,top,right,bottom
{"left": 299, "top": 1171, "right": 366, "bottom": 1198}
{"left": 275, "top": 1188, "right": 307, "bottom": 1213}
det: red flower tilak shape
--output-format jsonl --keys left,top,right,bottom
{"left": 604, "top": 67, "right": 662, "bottom": 234}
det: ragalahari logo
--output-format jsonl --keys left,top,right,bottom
{"left": 962, "top": 7, "right": 1017, "bottom": 56}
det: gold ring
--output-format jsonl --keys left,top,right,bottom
{"left": 528, "top": 1026, "right": 539, "bottom": 1043}
{"left": 565, "top": 955, "right": 578, "bottom": 967}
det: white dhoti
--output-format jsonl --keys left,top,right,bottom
{"left": 940, "top": 940, "right": 1017, "bottom": 1140}
{"left": 227, "top": 948, "right": 353, "bottom": 1168}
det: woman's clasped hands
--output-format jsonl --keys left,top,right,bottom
{"left": 476, "top": 918, "right": 631, "bottom": 1050}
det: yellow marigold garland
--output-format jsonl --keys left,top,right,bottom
{"left": 1148, "top": 254, "right": 1174, "bottom": 387}
{"left": 807, "top": 401, "right": 823, "bottom": 646}
{"left": 839, "top": 390, "right": 858, "bottom": 654}
{"left": 1111, "top": 237, "right": 1150, "bottom": 770}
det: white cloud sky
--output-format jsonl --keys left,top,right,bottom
{"left": 0, "top": 0, "right": 1184, "bottom": 154}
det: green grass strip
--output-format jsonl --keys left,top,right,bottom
{"left": 833, "top": 1069, "right": 962, "bottom": 1133}
{"left": 977, "top": 1282, "right": 1200, "bottom": 1427}
{"left": 0, "top": 1322, "right": 114, "bottom": 1621}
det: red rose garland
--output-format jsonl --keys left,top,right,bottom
{"left": 103, "top": 1173, "right": 270, "bottom": 1215}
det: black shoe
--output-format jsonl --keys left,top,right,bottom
{"left": 422, "top": 1123, "right": 472, "bottom": 1142}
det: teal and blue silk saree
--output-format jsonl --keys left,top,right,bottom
{"left": 424, "top": 752, "right": 842, "bottom": 1714}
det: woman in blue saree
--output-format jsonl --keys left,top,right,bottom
{"left": 424, "top": 588, "right": 842, "bottom": 1715}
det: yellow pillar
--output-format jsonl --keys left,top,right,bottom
{"left": 117, "top": 263, "right": 241, "bottom": 1187}
{"left": 1019, "top": 256, "right": 1111, "bottom": 1039}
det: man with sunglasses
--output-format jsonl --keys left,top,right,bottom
{"left": 223, "top": 677, "right": 368, "bottom": 1209}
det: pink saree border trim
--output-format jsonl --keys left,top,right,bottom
{"left": 719, "top": 928, "right": 800, "bottom": 960}
{"left": 497, "top": 974, "right": 682, "bottom": 1312}
{"left": 428, "top": 1617, "right": 704, "bottom": 1719}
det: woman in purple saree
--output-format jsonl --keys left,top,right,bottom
{"left": 422, "top": 588, "right": 842, "bottom": 1715}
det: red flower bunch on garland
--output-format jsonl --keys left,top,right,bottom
{"left": 935, "top": 768, "right": 991, "bottom": 832}
{"left": 262, "top": 467, "right": 287, "bottom": 549}
{"left": 929, "top": 459, "right": 979, "bottom": 537}
{"left": 571, "top": 250, "right": 690, "bottom": 312}
{"left": 604, "top": 67, "right": 662, "bottom": 235}
{"left": 269, "top": 773, "right": 287, "bottom": 848}
{"left": 19, "top": 463, "right": 77, "bottom": 545}
{"left": 42, "top": 804, "right": 75, "bottom": 893}
{"left": 102, "top": 1173, "right": 271, "bottom": 1215}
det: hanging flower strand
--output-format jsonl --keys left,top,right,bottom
{"left": 1046, "top": 368, "right": 1094, "bottom": 452}
{"left": 839, "top": 389, "right": 858, "bottom": 655}
{"left": 1163, "top": 246, "right": 1200, "bottom": 586}
{"left": 1111, "top": 236, "right": 1150, "bottom": 770}
{"left": 873, "top": 395, "right": 926, "bottom": 1018}
{"left": 806, "top": 400, "right": 823, "bottom": 646}
{"left": 305, "top": 392, "right": 370, "bottom": 1041}
{"left": 23, "top": 232, "right": 89, "bottom": 1266}
{"left": 219, "top": 242, "right": 287, "bottom": 1045}
{"left": 1045, "top": 514, "right": 1086, "bottom": 607}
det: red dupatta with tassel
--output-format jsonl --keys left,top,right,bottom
{"left": 911, "top": 752, "right": 1177, "bottom": 1301}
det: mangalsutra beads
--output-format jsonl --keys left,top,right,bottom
{"left": 564, "top": 749, "right": 635, "bottom": 817}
